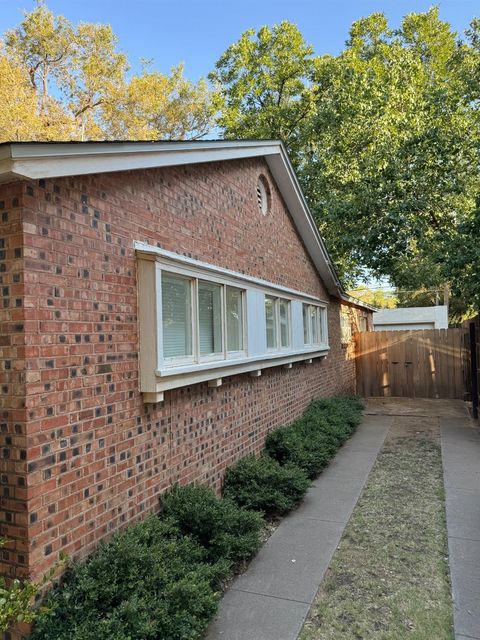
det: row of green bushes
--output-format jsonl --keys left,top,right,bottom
{"left": 31, "top": 396, "right": 363, "bottom": 640}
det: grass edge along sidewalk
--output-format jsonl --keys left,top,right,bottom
{"left": 19, "top": 396, "right": 363, "bottom": 640}
{"left": 300, "top": 414, "right": 454, "bottom": 640}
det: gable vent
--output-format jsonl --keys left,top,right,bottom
{"left": 256, "top": 176, "right": 270, "bottom": 215}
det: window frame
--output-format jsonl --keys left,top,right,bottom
{"left": 265, "top": 295, "right": 291, "bottom": 351}
{"left": 303, "top": 303, "right": 327, "bottom": 348}
{"left": 197, "top": 278, "right": 225, "bottom": 362}
{"left": 160, "top": 268, "right": 248, "bottom": 369}
{"left": 225, "top": 285, "right": 246, "bottom": 356}
{"left": 136, "top": 244, "right": 331, "bottom": 402}
{"left": 160, "top": 272, "right": 196, "bottom": 366}
{"left": 340, "top": 312, "right": 352, "bottom": 344}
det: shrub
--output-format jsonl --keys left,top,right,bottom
{"left": 265, "top": 422, "right": 335, "bottom": 478}
{"left": 0, "top": 537, "right": 65, "bottom": 634}
{"left": 266, "top": 396, "right": 363, "bottom": 478}
{"left": 161, "top": 484, "right": 263, "bottom": 565}
{"left": 222, "top": 454, "right": 310, "bottom": 517}
{"left": 32, "top": 516, "right": 220, "bottom": 640}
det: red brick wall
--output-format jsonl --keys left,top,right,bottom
{"left": 0, "top": 183, "right": 29, "bottom": 583}
{"left": 0, "top": 157, "right": 363, "bottom": 582}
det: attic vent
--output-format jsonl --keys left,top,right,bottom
{"left": 256, "top": 176, "right": 270, "bottom": 215}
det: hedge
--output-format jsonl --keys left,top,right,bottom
{"left": 265, "top": 396, "right": 363, "bottom": 478}
{"left": 31, "top": 395, "right": 363, "bottom": 640}
{"left": 222, "top": 454, "right": 310, "bottom": 517}
{"left": 31, "top": 517, "right": 221, "bottom": 640}
{"left": 160, "top": 484, "right": 263, "bottom": 566}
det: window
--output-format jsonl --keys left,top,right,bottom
{"left": 265, "top": 296, "right": 277, "bottom": 349}
{"left": 198, "top": 281, "right": 222, "bottom": 356}
{"left": 137, "top": 245, "right": 331, "bottom": 402}
{"left": 161, "top": 272, "right": 246, "bottom": 366}
{"left": 303, "top": 303, "right": 327, "bottom": 347}
{"left": 226, "top": 286, "right": 244, "bottom": 352}
{"left": 340, "top": 312, "right": 352, "bottom": 343}
{"left": 265, "top": 296, "right": 290, "bottom": 350}
{"left": 279, "top": 299, "right": 290, "bottom": 348}
{"left": 162, "top": 273, "right": 193, "bottom": 359}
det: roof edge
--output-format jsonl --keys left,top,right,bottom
{"left": 0, "top": 139, "right": 374, "bottom": 309}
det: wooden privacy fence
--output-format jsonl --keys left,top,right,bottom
{"left": 355, "top": 329, "right": 467, "bottom": 399}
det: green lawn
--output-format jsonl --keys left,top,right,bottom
{"left": 300, "top": 416, "right": 454, "bottom": 640}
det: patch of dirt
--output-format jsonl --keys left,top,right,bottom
{"left": 365, "top": 397, "right": 469, "bottom": 419}
{"left": 300, "top": 413, "right": 454, "bottom": 640}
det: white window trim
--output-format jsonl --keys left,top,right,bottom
{"left": 137, "top": 244, "right": 330, "bottom": 402}
{"left": 265, "top": 296, "right": 292, "bottom": 351}
{"left": 135, "top": 242, "right": 329, "bottom": 304}
{"left": 303, "top": 303, "right": 328, "bottom": 349}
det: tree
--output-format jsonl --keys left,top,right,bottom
{"left": 347, "top": 287, "right": 398, "bottom": 309}
{"left": 303, "top": 9, "right": 478, "bottom": 288}
{"left": 213, "top": 11, "right": 480, "bottom": 312}
{"left": 0, "top": 51, "right": 44, "bottom": 141}
{"left": 5, "top": 1, "right": 73, "bottom": 115}
{"left": 2, "top": 1, "right": 217, "bottom": 141}
{"left": 210, "top": 21, "right": 316, "bottom": 162}
{"left": 107, "top": 64, "right": 216, "bottom": 140}
{"left": 63, "top": 22, "right": 128, "bottom": 140}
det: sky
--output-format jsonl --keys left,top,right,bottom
{"left": 0, "top": 0, "right": 478, "bottom": 80}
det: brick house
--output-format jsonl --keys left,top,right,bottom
{"left": 0, "top": 140, "right": 373, "bottom": 586}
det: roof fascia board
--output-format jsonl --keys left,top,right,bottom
{"left": 7, "top": 140, "right": 280, "bottom": 159}
{"left": 0, "top": 139, "right": 373, "bottom": 304}
{"left": 340, "top": 293, "right": 377, "bottom": 312}
{"left": 5, "top": 141, "right": 280, "bottom": 181}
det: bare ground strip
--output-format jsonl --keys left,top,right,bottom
{"left": 301, "top": 415, "right": 454, "bottom": 640}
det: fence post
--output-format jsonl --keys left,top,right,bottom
{"left": 470, "top": 321, "right": 479, "bottom": 420}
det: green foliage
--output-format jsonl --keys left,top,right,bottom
{"left": 1, "top": 1, "right": 216, "bottom": 141}
{"left": 0, "top": 537, "right": 65, "bottom": 633}
{"left": 305, "top": 8, "right": 478, "bottom": 290}
{"left": 31, "top": 396, "right": 362, "bottom": 639}
{"left": 213, "top": 10, "right": 480, "bottom": 308}
{"left": 161, "top": 484, "right": 263, "bottom": 566}
{"left": 222, "top": 454, "right": 310, "bottom": 517}
{"left": 209, "top": 21, "right": 316, "bottom": 164}
{"left": 31, "top": 517, "right": 220, "bottom": 640}
{"left": 266, "top": 397, "right": 363, "bottom": 479}
{"left": 0, "top": 576, "right": 39, "bottom": 632}
{"left": 347, "top": 287, "right": 398, "bottom": 309}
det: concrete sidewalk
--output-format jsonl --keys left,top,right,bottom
{"left": 441, "top": 414, "right": 480, "bottom": 640}
{"left": 205, "top": 414, "right": 391, "bottom": 640}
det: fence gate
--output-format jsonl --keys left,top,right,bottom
{"left": 355, "top": 329, "right": 467, "bottom": 399}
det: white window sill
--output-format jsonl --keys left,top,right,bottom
{"left": 143, "top": 346, "right": 330, "bottom": 403}
{"left": 156, "top": 345, "right": 329, "bottom": 377}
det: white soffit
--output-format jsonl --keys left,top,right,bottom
{"left": 0, "top": 139, "right": 351, "bottom": 300}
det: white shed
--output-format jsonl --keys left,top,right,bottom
{"left": 373, "top": 306, "right": 448, "bottom": 331}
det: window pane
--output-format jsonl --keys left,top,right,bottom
{"left": 162, "top": 273, "right": 192, "bottom": 358}
{"left": 310, "top": 306, "right": 319, "bottom": 344}
{"left": 340, "top": 313, "right": 351, "bottom": 343}
{"left": 319, "top": 308, "right": 326, "bottom": 344}
{"left": 198, "top": 281, "right": 222, "bottom": 355}
{"left": 303, "top": 304, "right": 310, "bottom": 344}
{"left": 226, "top": 287, "right": 243, "bottom": 352}
{"left": 279, "top": 299, "right": 290, "bottom": 348}
{"left": 265, "top": 296, "right": 277, "bottom": 349}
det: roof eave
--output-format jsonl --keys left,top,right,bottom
{"left": 0, "top": 139, "right": 362, "bottom": 302}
